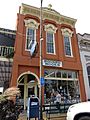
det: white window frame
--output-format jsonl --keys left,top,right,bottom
{"left": 64, "top": 35, "right": 73, "bottom": 56}
{"left": 24, "top": 19, "right": 39, "bottom": 51}
{"left": 61, "top": 28, "right": 73, "bottom": 57}
{"left": 45, "top": 24, "right": 57, "bottom": 55}
{"left": 26, "top": 28, "right": 36, "bottom": 51}
{"left": 46, "top": 31, "right": 55, "bottom": 54}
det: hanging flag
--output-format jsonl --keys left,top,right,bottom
{"left": 28, "top": 40, "right": 32, "bottom": 49}
{"left": 29, "top": 40, "right": 37, "bottom": 56}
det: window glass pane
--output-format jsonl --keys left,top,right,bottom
{"left": 73, "top": 72, "right": 77, "bottom": 78}
{"left": 26, "top": 28, "right": 35, "bottom": 49}
{"left": 44, "top": 69, "right": 78, "bottom": 79}
{"left": 87, "top": 66, "right": 90, "bottom": 75}
{"left": 88, "top": 76, "right": 90, "bottom": 86}
{"left": 47, "top": 33, "right": 53, "bottom": 42}
{"left": 68, "top": 72, "right": 72, "bottom": 78}
{"left": 47, "top": 43, "right": 54, "bottom": 53}
{"left": 87, "top": 66, "right": 90, "bottom": 86}
{"left": 47, "top": 32, "right": 54, "bottom": 53}
{"left": 62, "top": 72, "right": 67, "bottom": 78}
{"left": 44, "top": 70, "right": 49, "bottom": 76}
{"left": 56, "top": 71, "right": 61, "bottom": 78}
{"left": 64, "top": 36, "right": 71, "bottom": 56}
{"left": 44, "top": 80, "right": 80, "bottom": 104}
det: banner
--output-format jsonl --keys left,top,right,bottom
{"left": 29, "top": 40, "right": 37, "bottom": 56}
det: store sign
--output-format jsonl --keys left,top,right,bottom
{"left": 42, "top": 59, "right": 62, "bottom": 67}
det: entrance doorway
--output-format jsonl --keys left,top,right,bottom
{"left": 17, "top": 72, "right": 40, "bottom": 110}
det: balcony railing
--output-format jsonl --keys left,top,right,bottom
{"left": 0, "top": 46, "right": 14, "bottom": 58}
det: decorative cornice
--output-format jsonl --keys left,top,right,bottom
{"left": 77, "top": 33, "right": 90, "bottom": 52}
{"left": 61, "top": 28, "right": 73, "bottom": 37}
{"left": 44, "top": 24, "right": 57, "bottom": 33}
{"left": 24, "top": 19, "right": 39, "bottom": 29}
{"left": 20, "top": 3, "right": 76, "bottom": 28}
{"left": 79, "top": 43, "right": 90, "bottom": 52}
{"left": 60, "top": 15, "right": 76, "bottom": 27}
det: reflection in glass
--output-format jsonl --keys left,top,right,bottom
{"left": 45, "top": 79, "right": 80, "bottom": 104}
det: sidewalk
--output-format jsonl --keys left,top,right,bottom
{"left": 18, "top": 111, "right": 66, "bottom": 120}
{"left": 46, "top": 113, "right": 66, "bottom": 120}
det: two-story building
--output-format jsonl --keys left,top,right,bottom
{"left": 11, "top": 3, "right": 86, "bottom": 109}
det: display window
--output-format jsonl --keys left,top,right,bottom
{"left": 44, "top": 69, "right": 80, "bottom": 104}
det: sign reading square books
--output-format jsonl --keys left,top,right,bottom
{"left": 42, "top": 59, "right": 62, "bottom": 67}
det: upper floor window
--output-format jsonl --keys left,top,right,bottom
{"left": 64, "top": 36, "right": 72, "bottom": 56}
{"left": 61, "top": 28, "right": 73, "bottom": 57}
{"left": 0, "top": 46, "right": 14, "bottom": 58}
{"left": 45, "top": 24, "right": 57, "bottom": 54}
{"left": 87, "top": 66, "right": 90, "bottom": 86}
{"left": 46, "top": 32, "right": 54, "bottom": 54}
{"left": 24, "top": 19, "right": 39, "bottom": 50}
{"left": 26, "top": 28, "right": 35, "bottom": 49}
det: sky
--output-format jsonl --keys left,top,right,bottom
{"left": 0, "top": 0, "right": 90, "bottom": 34}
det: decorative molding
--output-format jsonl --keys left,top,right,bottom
{"left": 44, "top": 24, "right": 57, "bottom": 33}
{"left": 24, "top": 19, "right": 39, "bottom": 29}
{"left": 79, "top": 45, "right": 90, "bottom": 52}
{"left": 61, "top": 28, "right": 73, "bottom": 37}
{"left": 85, "top": 55, "right": 90, "bottom": 62}
{"left": 20, "top": 3, "right": 76, "bottom": 28}
{"left": 78, "top": 34, "right": 90, "bottom": 52}
{"left": 60, "top": 15, "right": 76, "bottom": 27}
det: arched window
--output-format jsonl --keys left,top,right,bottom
{"left": 24, "top": 19, "right": 39, "bottom": 50}
{"left": 61, "top": 28, "right": 73, "bottom": 57}
{"left": 45, "top": 24, "right": 57, "bottom": 54}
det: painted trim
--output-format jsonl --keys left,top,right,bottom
{"left": 20, "top": 3, "right": 77, "bottom": 27}
{"left": 24, "top": 19, "right": 39, "bottom": 29}
{"left": 61, "top": 28, "right": 73, "bottom": 57}
{"left": 25, "top": 27, "right": 36, "bottom": 51}
{"left": 17, "top": 71, "right": 40, "bottom": 87}
{"left": 46, "top": 32, "right": 56, "bottom": 55}
{"left": 44, "top": 77, "right": 78, "bottom": 81}
{"left": 44, "top": 24, "right": 57, "bottom": 33}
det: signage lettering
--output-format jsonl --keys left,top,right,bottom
{"left": 42, "top": 59, "right": 62, "bottom": 67}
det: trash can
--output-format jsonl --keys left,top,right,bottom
{"left": 27, "top": 97, "right": 39, "bottom": 120}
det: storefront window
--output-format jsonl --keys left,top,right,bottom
{"left": 73, "top": 72, "right": 78, "bottom": 78}
{"left": 62, "top": 72, "right": 67, "bottom": 78}
{"left": 44, "top": 69, "right": 80, "bottom": 104}
{"left": 56, "top": 71, "right": 61, "bottom": 78}
{"left": 44, "top": 69, "right": 78, "bottom": 80}
{"left": 44, "top": 80, "right": 80, "bottom": 104}
{"left": 68, "top": 72, "right": 72, "bottom": 78}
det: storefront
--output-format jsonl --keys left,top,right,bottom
{"left": 11, "top": 3, "right": 86, "bottom": 110}
{"left": 44, "top": 69, "right": 80, "bottom": 103}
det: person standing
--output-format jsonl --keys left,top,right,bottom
{"left": 55, "top": 91, "right": 61, "bottom": 109}
{"left": 55, "top": 91, "right": 61, "bottom": 103}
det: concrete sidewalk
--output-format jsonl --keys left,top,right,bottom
{"left": 18, "top": 111, "right": 66, "bottom": 120}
